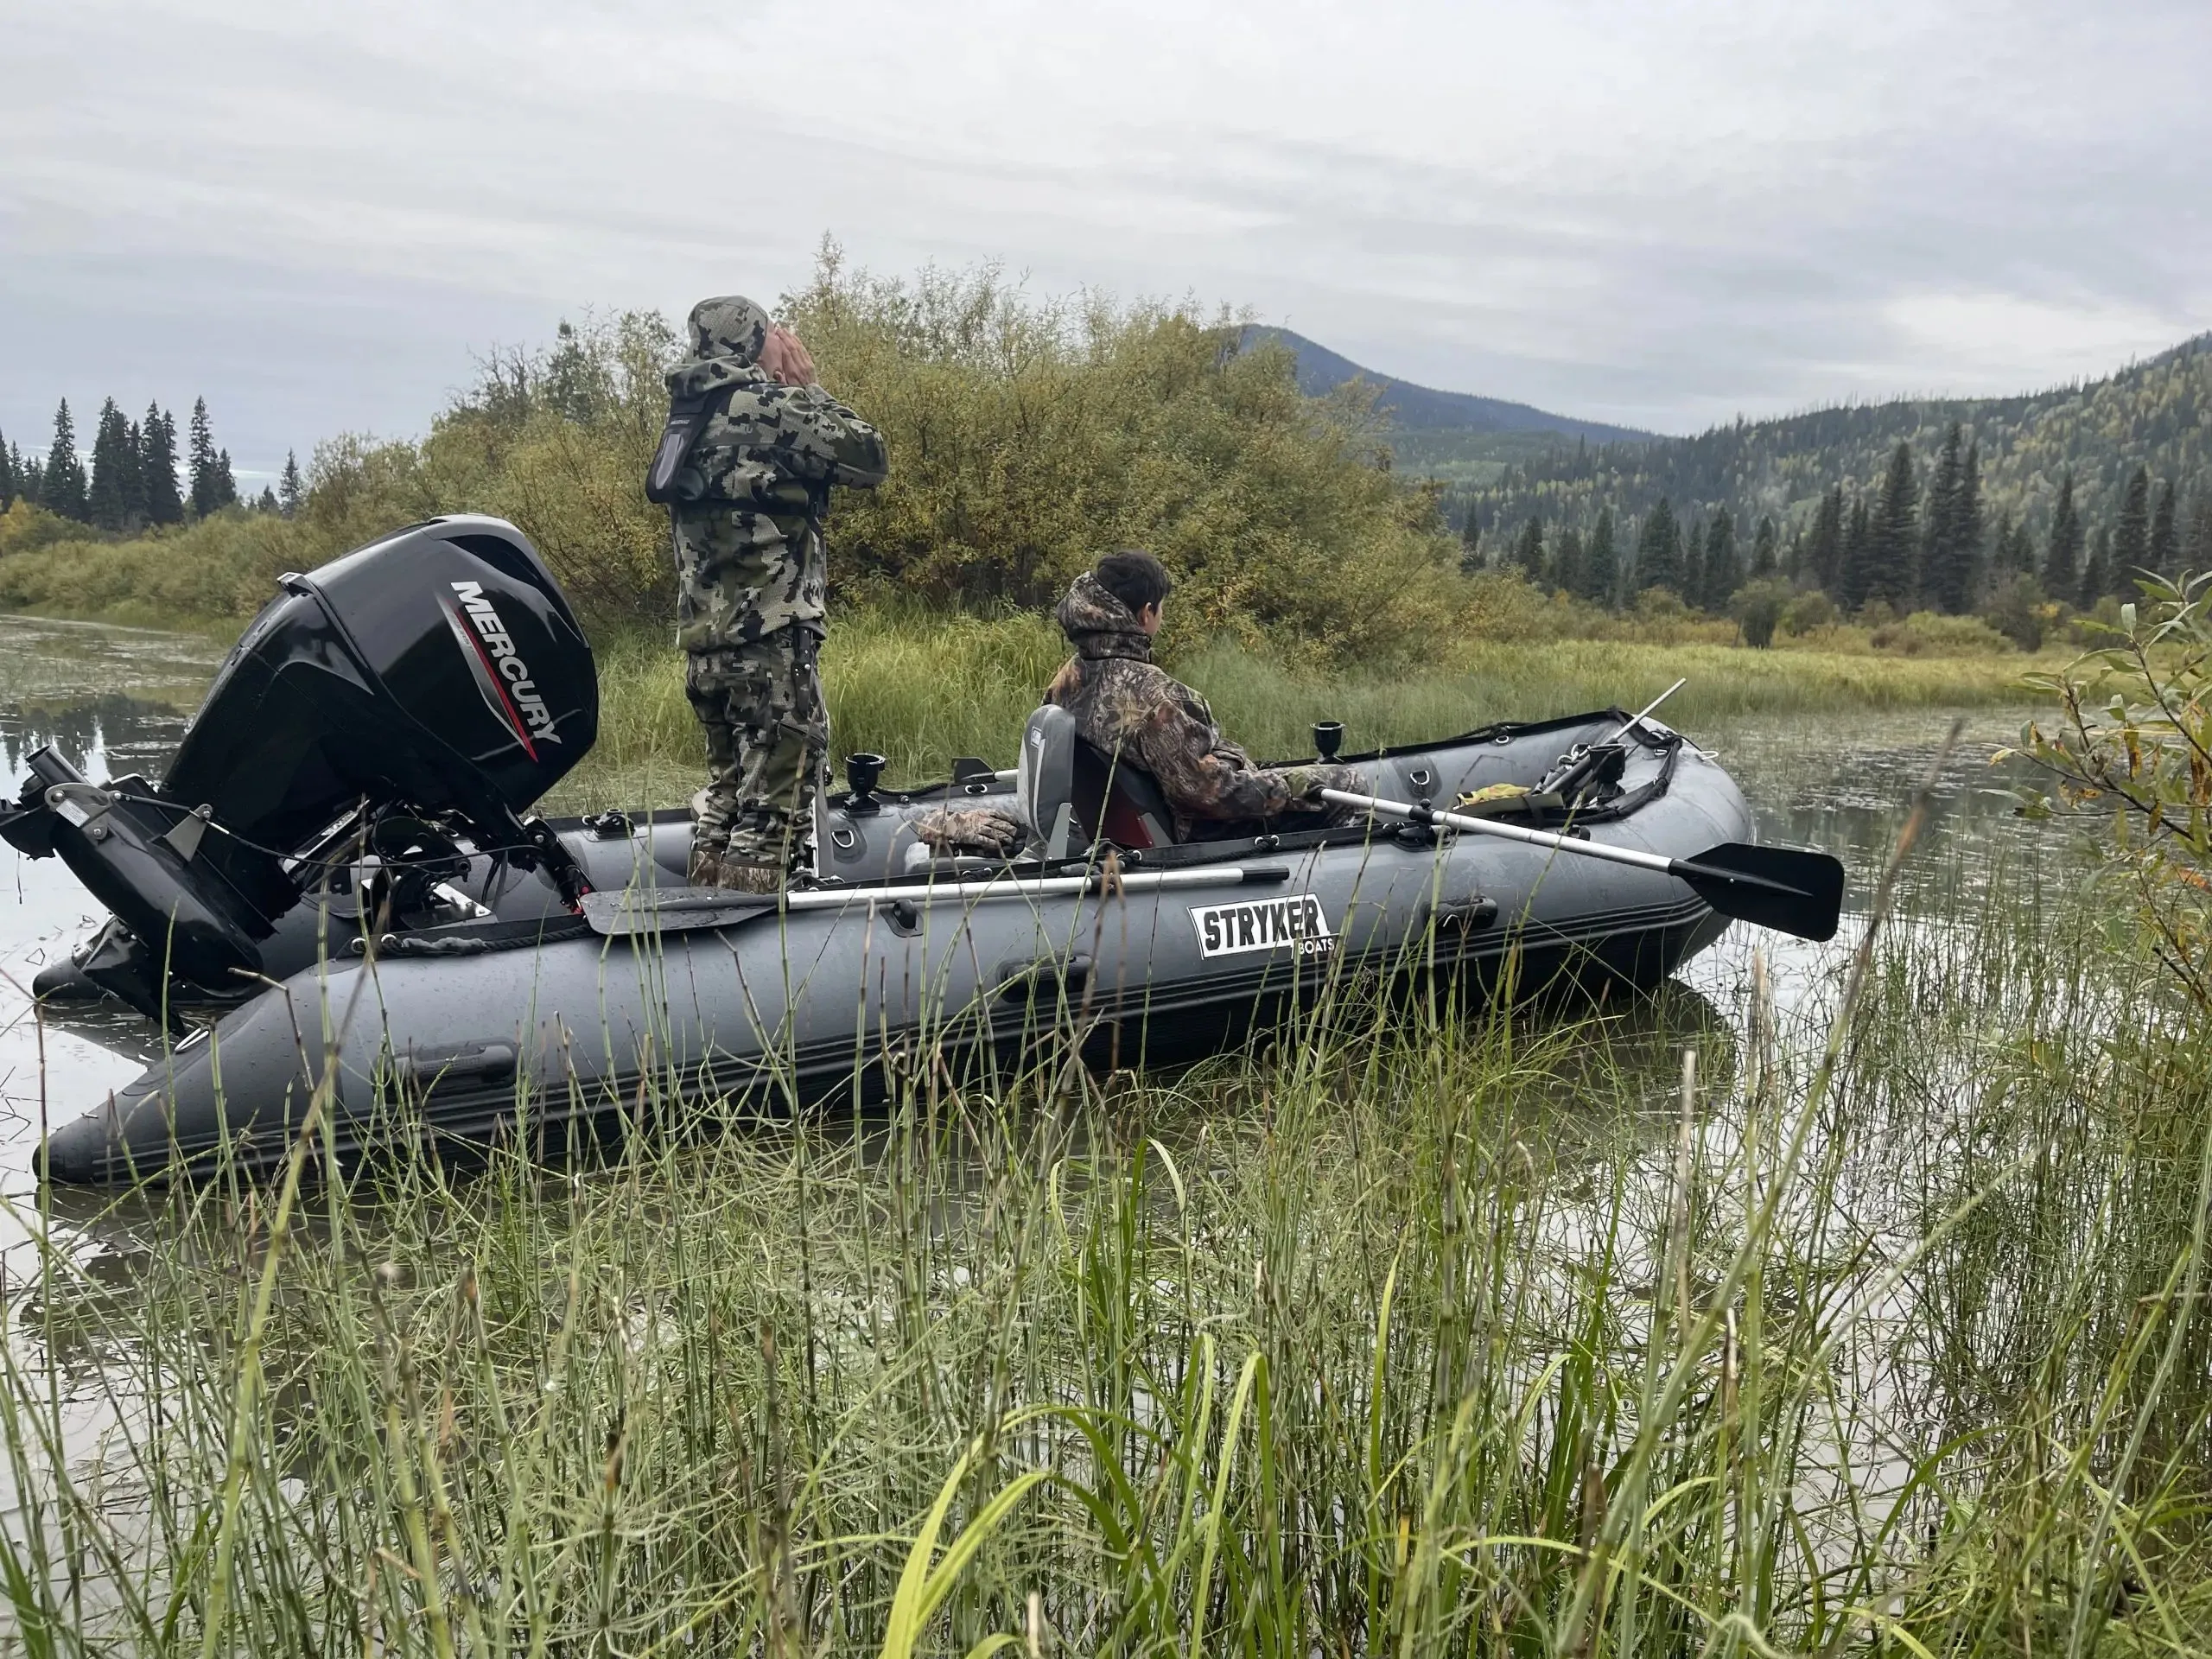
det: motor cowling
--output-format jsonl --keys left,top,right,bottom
{"left": 162, "top": 515, "right": 597, "bottom": 850}
{"left": 0, "top": 517, "right": 599, "bottom": 1016}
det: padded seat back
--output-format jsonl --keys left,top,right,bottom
{"left": 1071, "top": 741, "right": 1175, "bottom": 849}
{"left": 1015, "top": 706, "right": 1083, "bottom": 860}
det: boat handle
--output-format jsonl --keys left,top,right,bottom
{"left": 994, "top": 953, "right": 1094, "bottom": 1002}
{"left": 392, "top": 1042, "right": 517, "bottom": 1087}
{"left": 1427, "top": 895, "right": 1500, "bottom": 934}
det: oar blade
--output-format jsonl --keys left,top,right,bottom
{"left": 1671, "top": 842, "right": 1846, "bottom": 942}
{"left": 581, "top": 887, "right": 778, "bottom": 938}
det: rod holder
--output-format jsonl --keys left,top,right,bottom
{"left": 843, "top": 753, "right": 886, "bottom": 816}
{"left": 1313, "top": 721, "right": 1344, "bottom": 762}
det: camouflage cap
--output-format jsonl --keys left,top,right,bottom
{"left": 686, "top": 296, "right": 772, "bottom": 365}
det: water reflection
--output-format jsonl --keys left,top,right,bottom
{"left": 0, "top": 616, "right": 224, "bottom": 1213}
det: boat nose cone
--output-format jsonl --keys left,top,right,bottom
{"left": 40, "top": 1100, "right": 124, "bottom": 1186}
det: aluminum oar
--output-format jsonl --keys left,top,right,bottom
{"left": 584, "top": 863, "right": 1290, "bottom": 936}
{"left": 1321, "top": 788, "right": 1845, "bottom": 942}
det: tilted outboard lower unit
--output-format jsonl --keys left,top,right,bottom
{"left": 0, "top": 516, "right": 599, "bottom": 1020}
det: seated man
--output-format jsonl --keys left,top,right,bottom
{"left": 1046, "top": 550, "right": 1367, "bottom": 841}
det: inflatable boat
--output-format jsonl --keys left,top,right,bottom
{"left": 3, "top": 518, "right": 1842, "bottom": 1185}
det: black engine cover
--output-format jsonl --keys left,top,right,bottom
{"left": 160, "top": 516, "right": 598, "bottom": 851}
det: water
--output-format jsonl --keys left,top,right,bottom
{"left": 0, "top": 619, "right": 230, "bottom": 1203}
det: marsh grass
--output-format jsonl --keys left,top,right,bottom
{"left": 552, "top": 612, "right": 2053, "bottom": 810}
{"left": 2, "top": 822, "right": 2209, "bottom": 1655}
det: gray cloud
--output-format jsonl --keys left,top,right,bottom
{"left": 3, "top": 0, "right": 2206, "bottom": 475}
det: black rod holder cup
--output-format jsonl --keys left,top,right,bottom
{"left": 843, "top": 753, "right": 887, "bottom": 816}
{"left": 1313, "top": 721, "right": 1344, "bottom": 761}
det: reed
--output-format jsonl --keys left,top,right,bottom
{"left": 1, "top": 823, "right": 2207, "bottom": 1655}
{"left": 552, "top": 613, "right": 2049, "bottom": 810}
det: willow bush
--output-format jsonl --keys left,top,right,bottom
{"left": 0, "top": 256, "right": 1467, "bottom": 664}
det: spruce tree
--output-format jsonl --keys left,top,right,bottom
{"left": 1459, "top": 504, "right": 1482, "bottom": 575}
{"left": 212, "top": 448, "right": 238, "bottom": 511}
{"left": 2112, "top": 465, "right": 2151, "bottom": 594}
{"left": 1635, "top": 498, "right": 1683, "bottom": 596}
{"left": 2081, "top": 527, "right": 2110, "bottom": 609}
{"left": 2187, "top": 491, "right": 2212, "bottom": 574}
{"left": 18, "top": 448, "right": 41, "bottom": 508}
{"left": 1513, "top": 517, "right": 1545, "bottom": 581}
{"left": 39, "top": 399, "right": 89, "bottom": 521}
{"left": 1551, "top": 527, "right": 1584, "bottom": 598}
{"left": 86, "top": 398, "right": 142, "bottom": 531}
{"left": 1840, "top": 497, "right": 1873, "bottom": 610}
{"left": 1750, "top": 514, "right": 1778, "bottom": 579}
{"left": 0, "top": 429, "right": 13, "bottom": 510}
{"left": 1681, "top": 516, "right": 1705, "bottom": 609}
{"left": 1860, "top": 442, "right": 1918, "bottom": 612}
{"left": 1988, "top": 511, "right": 2020, "bottom": 576}
{"left": 279, "top": 449, "right": 303, "bottom": 518}
{"left": 141, "top": 405, "right": 184, "bottom": 525}
{"left": 1701, "top": 514, "right": 1738, "bottom": 609}
{"left": 256, "top": 485, "right": 279, "bottom": 513}
{"left": 124, "top": 417, "right": 147, "bottom": 522}
{"left": 1919, "top": 423, "right": 1965, "bottom": 612}
{"left": 188, "top": 397, "right": 219, "bottom": 517}
{"left": 2147, "top": 477, "right": 2177, "bottom": 578}
{"left": 1806, "top": 485, "right": 1845, "bottom": 595}
{"left": 1957, "top": 441, "right": 1984, "bottom": 600}
{"left": 2044, "top": 472, "right": 2082, "bottom": 600}
{"left": 1584, "top": 508, "right": 1619, "bottom": 607}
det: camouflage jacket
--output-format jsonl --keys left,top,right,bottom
{"left": 1043, "top": 573, "right": 1363, "bottom": 837}
{"left": 660, "top": 297, "right": 888, "bottom": 652}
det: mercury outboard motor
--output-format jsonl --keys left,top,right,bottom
{"left": 0, "top": 515, "right": 597, "bottom": 1020}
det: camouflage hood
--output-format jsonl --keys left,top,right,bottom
{"left": 1055, "top": 572, "right": 1154, "bottom": 663}
{"left": 666, "top": 295, "right": 773, "bottom": 399}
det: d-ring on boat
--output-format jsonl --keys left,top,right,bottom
{"left": 2, "top": 517, "right": 1843, "bottom": 1185}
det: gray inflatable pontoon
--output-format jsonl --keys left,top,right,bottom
{"left": 3, "top": 519, "right": 1789, "bottom": 1185}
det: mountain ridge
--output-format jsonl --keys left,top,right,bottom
{"left": 1243, "top": 327, "right": 1655, "bottom": 447}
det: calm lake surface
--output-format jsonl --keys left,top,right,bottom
{"left": 0, "top": 611, "right": 2063, "bottom": 1225}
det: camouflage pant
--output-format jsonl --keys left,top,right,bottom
{"left": 686, "top": 628, "right": 827, "bottom": 878}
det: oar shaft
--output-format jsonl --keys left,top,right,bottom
{"left": 1604, "top": 677, "right": 1687, "bottom": 745}
{"left": 1319, "top": 789, "right": 1680, "bottom": 876}
{"left": 616, "top": 864, "right": 1285, "bottom": 918}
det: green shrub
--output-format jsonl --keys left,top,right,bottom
{"left": 1869, "top": 609, "right": 2016, "bottom": 656}
{"left": 3, "top": 264, "right": 1474, "bottom": 665}
{"left": 1779, "top": 589, "right": 1838, "bottom": 637}
{"left": 1729, "top": 577, "right": 1792, "bottom": 648}
{"left": 780, "top": 251, "right": 1465, "bottom": 664}
{"left": 1979, "top": 572, "right": 2051, "bottom": 652}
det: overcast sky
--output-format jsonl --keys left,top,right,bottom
{"left": 5, "top": 0, "right": 2209, "bottom": 480}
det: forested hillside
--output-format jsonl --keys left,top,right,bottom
{"left": 1453, "top": 333, "right": 2212, "bottom": 619}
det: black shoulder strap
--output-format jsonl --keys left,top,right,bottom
{"left": 645, "top": 386, "right": 728, "bottom": 505}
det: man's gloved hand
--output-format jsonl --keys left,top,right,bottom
{"left": 1285, "top": 764, "right": 1369, "bottom": 804}
{"left": 914, "top": 804, "right": 1028, "bottom": 860}
{"left": 760, "top": 325, "right": 818, "bottom": 387}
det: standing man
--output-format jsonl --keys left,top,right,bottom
{"left": 648, "top": 296, "right": 887, "bottom": 892}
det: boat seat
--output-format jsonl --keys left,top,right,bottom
{"left": 1016, "top": 706, "right": 1084, "bottom": 860}
{"left": 1018, "top": 707, "right": 1179, "bottom": 855}
{"left": 1071, "top": 740, "right": 1175, "bottom": 849}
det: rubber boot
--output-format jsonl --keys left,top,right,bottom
{"left": 715, "top": 861, "right": 785, "bottom": 895}
{"left": 686, "top": 840, "right": 723, "bottom": 888}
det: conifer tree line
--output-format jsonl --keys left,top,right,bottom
{"left": 1461, "top": 417, "right": 2212, "bottom": 620}
{"left": 0, "top": 397, "right": 300, "bottom": 530}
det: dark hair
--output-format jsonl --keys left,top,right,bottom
{"left": 1094, "top": 548, "right": 1172, "bottom": 617}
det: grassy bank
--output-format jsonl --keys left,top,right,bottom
{"left": 556, "top": 609, "right": 2052, "bottom": 809}
{"left": 3, "top": 834, "right": 2209, "bottom": 1652}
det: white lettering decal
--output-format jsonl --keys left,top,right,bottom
{"left": 1188, "top": 893, "right": 1335, "bottom": 960}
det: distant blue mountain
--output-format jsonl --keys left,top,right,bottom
{"left": 1245, "top": 327, "right": 1653, "bottom": 446}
